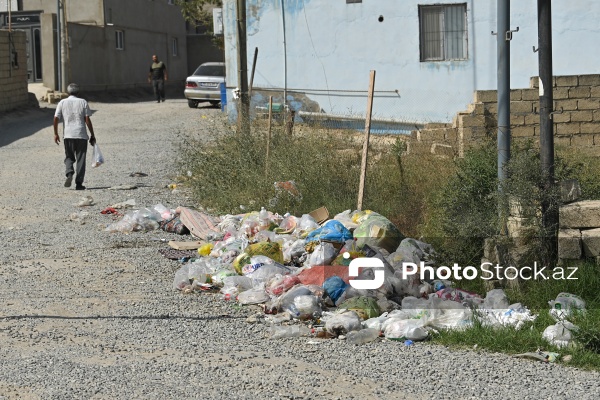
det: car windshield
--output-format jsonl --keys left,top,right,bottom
{"left": 193, "top": 65, "right": 225, "bottom": 77}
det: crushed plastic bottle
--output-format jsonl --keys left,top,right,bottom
{"left": 346, "top": 328, "right": 380, "bottom": 345}
{"left": 269, "top": 325, "right": 311, "bottom": 339}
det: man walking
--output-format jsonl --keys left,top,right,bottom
{"left": 53, "top": 83, "right": 96, "bottom": 191}
{"left": 148, "top": 54, "right": 168, "bottom": 102}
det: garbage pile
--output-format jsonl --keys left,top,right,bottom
{"left": 101, "top": 204, "right": 586, "bottom": 352}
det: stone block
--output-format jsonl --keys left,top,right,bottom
{"left": 552, "top": 112, "right": 571, "bottom": 124}
{"left": 556, "top": 76, "right": 578, "bottom": 87}
{"left": 571, "top": 110, "right": 594, "bottom": 122}
{"left": 571, "top": 134, "right": 594, "bottom": 147}
{"left": 510, "top": 90, "right": 522, "bottom": 101}
{"left": 578, "top": 75, "right": 600, "bottom": 86}
{"left": 510, "top": 115, "right": 525, "bottom": 126}
{"left": 582, "top": 228, "right": 600, "bottom": 257}
{"left": 569, "top": 87, "right": 591, "bottom": 99}
{"left": 578, "top": 98, "right": 600, "bottom": 110}
{"left": 510, "top": 101, "right": 534, "bottom": 114}
{"left": 511, "top": 126, "right": 535, "bottom": 137}
{"left": 553, "top": 87, "right": 570, "bottom": 100}
{"left": 558, "top": 229, "right": 582, "bottom": 260}
{"left": 591, "top": 86, "right": 600, "bottom": 98}
{"left": 556, "top": 123, "right": 580, "bottom": 136}
{"left": 580, "top": 122, "right": 600, "bottom": 134}
{"left": 521, "top": 89, "right": 539, "bottom": 101}
{"left": 460, "top": 115, "right": 486, "bottom": 128}
{"left": 474, "top": 90, "right": 497, "bottom": 103}
{"left": 560, "top": 200, "right": 600, "bottom": 228}
{"left": 555, "top": 99, "right": 578, "bottom": 111}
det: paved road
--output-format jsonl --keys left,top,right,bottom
{"left": 0, "top": 95, "right": 598, "bottom": 400}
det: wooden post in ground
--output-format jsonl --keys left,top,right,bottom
{"left": 285, "top": 110, "right": 295, "bottom": 136}
{"left": 265, "top": 96, "right": 273, "bottom": 176}
{"left": 357, "top": 70, "right": 376, "bottom": 211}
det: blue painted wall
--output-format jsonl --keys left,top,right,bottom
{"left": 223, "top": 0, "right": 600, "bottom": 123}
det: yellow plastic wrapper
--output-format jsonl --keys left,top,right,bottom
{"left": 232, "top": 242, "right": 283, "bottom": 274}
{"left": 198, "top": 243, "right": 214, "bottom": 256}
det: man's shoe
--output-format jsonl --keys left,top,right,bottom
{"left": 64, "top": 175, "right": 73, "bottom": 187}
{"left": 75, "top": 185, "right": 86, "bottom": 191}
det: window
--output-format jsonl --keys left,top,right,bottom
{"left": 172, "top": 38, "right": 178, "bottom": 57}
{"left": 115, "top": 30, "right": 124, "bottom": 50}
{"left": 168, "top": 0, "right": 175, "bottom": 4}
{"left": 106, "top": 8, "right": 113, "bottom": 25}
{"left": 346, "top": 0, "right": 362, "bottom": 3}
{"left": 419, "top": 4, "right": 467, "bottom": 61}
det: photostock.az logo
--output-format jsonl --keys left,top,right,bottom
{"left": 348, "top": 255, "right": 385, "bottom": 290}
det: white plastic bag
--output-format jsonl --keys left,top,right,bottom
{"left": 91, "top": 143, "right": 105, "bottom": 168}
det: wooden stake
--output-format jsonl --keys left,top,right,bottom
{"left": 266, "top": 96, "right": 273, "bottom": 176}
{"left": 357, "top": 70, "right": 376, "bottom": 211}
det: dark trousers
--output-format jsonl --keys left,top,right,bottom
{"left": 152, "top": 79, "right": 165, "bottom": 101}
{"left": 64, "top": 138, "right": 88, "bottom": 185}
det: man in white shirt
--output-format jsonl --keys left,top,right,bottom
{"left": 53, "top": 83, "right": 96, "bottom": 190}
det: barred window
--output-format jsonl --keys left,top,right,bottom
{"left": 115, "top": 30, "right": 124, "bottom": 50}
{"left": 419, "top": 4, "right": 467, "bottom": 61}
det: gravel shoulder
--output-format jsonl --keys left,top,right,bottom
{"left": 0, "top": 95, "right": 599, "bottom": 400}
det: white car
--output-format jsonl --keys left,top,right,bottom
{"left": 184, "top": 62, "right": 225, "bottom": 108}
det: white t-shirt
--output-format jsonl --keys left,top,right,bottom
{"left": 54, "top": 95, "right": 92, "bottom": 140}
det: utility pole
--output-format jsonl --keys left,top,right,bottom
{"left": 56, "top": 0, "right": 62, "bottom": 91}
{"left": 496, "top": 0, "right": 511, "bottom": 198}
{"left": 235, "top": 0, "right": 249, "bottom": 134}
{"left": 538, "top": 0, "right": 557, "bottom": 266}
{"left": 60, "top": 0, "right": 68, "bottom": 92}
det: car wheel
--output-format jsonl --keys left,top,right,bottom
{"left": 209, "top": 100, "right": 220, "bottom": 107}
{"left": 188, "top": 99, "right": 198, "bottom": 108}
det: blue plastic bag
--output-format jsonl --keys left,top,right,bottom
{"left": 305, "top": 220, "right": 353, "bottom": 244}
{"left": 323, "top": 276, "right": 347, "bottom": 303}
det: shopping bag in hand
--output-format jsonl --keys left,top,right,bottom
{"left": 92, "top": 143, "right": 105, "bottom": 168}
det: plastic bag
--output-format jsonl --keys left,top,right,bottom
{"left": 549, "top": 292, "right": 586, "bottom": 320}
{"left": 383, "top": 319, "right": 428, "bottom": 341}
{"left": 325, "top": 310, "right": 363, "bottom": 336}
{"left": 353, "top": 213, "right": 404, "bottom": 253}
{"left": 337, "top": 296, "right": 382, "bottom": 320}
{"left": 308, "top": 242, "right": 339, "bottom": 266}
{"left": 305, "top": 220, "right": 353, "bottom": 244}
{"left": 542, "top": 321, "right": 578, "bottom": 348}
{"left": 91, "top": 143, "right": 105, "bottom": 168}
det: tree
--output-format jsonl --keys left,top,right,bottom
{"left": 175, "top": 0, "right": 223, "bottom": 31}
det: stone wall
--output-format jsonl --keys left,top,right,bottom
{"left": 411, "top": 74, "right": 600, "bottom": 157}
{"left": 0, "top": 30, "right": 28, "bottom": 113}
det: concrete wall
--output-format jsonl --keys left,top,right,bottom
{"left": 222, "top": 0, "right": 600, "bottom": 123}
{"left": 186, "top": 35, "right": 224, "bottom": 76}
{"left": 411, "top": 74, "right": 600, "bottom": 158}
{"left": 0, "top": 30, "right": 28, "bottom": 112}
{"left": 21, "top": 0, "right": 188, "bottom": 90}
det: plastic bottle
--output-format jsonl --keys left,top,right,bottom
{"left": 346, "top": 328, "right": 380, "bottom": 345}
{"left": 259, "top": 207, "right": 269, "bottom": 229}
{"left": 269, "top": 325, "right": 311, "bottom": 339}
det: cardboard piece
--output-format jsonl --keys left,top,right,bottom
{"left": 168, "top": 240, "right": 205, "bottom": 250}
{"left": 309, "top": 206, "right": 329, "bottom": 224}
{"left": 179, "top": 207, "right": 221, "bottom": 240}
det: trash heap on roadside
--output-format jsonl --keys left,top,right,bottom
{"left": 100, "top": 203, "right": 586, "bottom": 352}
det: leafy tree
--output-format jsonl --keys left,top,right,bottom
{"left": 175, "top": 0, "right": 222, "bottom": 31}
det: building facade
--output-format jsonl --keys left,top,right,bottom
{"left": 222, "top": 0, "right": 600, "bottom": 125}
{"left": 0, "top": 0, "right": 188, "bottom": 91}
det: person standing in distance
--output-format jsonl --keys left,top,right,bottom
{"left": 53, "top": 83, "right": 96, "bottom": 191}
{"left": 148, "top": 54, "right": 168, "bottom": 103}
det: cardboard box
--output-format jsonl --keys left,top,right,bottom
{"left": 309, "top": 206, "right": 330, "bottom": 224}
